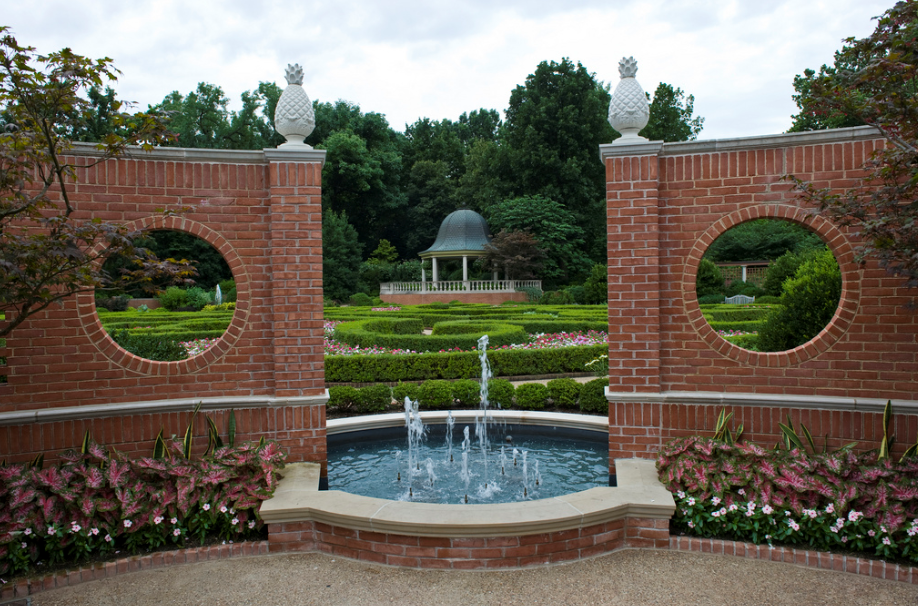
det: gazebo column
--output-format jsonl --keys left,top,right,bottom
{"left": 432, "top": 257, "right": 439, "bottom": 282}
{"left": 421, "top": 265, "right": 427, "bottom": 293}
{"left": 462, "top": 256, "right": 468, "bottom": 281}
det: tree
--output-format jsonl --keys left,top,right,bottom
{"left": 322, "top": 209, "right": 362, "bottom": 302}
{"left": 695, "top": 258, "right": 725, "bottom": 298}
{"left": 704, "top": 219, "right": 824, "bottom": 262}
{"left": 583, "top": 263, "right": 608, "bottom": 304}
{"left": 486, "top": 195, "right": 592, "bottom": 289}
{"left": 479, "top": 230, "right": 544, "bottom": 280}
{"left": 640, "top": 83, "right": 704, "bottom": 142}
{"left": 757, "top": 249, "right": 842, "bottom": 351}
{"left": 762, "top": 249, "right": 823, "bottom": 297}
{"left": 788, "top": 52, "right": 868, "bottom": 132}
{"left": 0, "top": 29, "right": 186, "bottom": 338}
{"left": 790, "top": 1, "right": 918, "bottom": 286}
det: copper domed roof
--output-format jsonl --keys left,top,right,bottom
{"left": 419, "top": 209, "right": 492, "bottom": 257}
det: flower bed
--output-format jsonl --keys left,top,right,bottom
{"left": 0, "top": 440, "right": 285, "bottom": 578}
{"left": 658, "top": 436, "right": 918, "bottom": 563}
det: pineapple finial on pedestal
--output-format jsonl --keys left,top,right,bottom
{"left": 274, "top": 63, "right": 316, "bottom": 147}
{"left": 608, "top": 56, "right": 650, "bottom": 144}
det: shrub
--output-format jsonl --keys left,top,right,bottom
{"left": 697, "top": 294, "right": 724, "bottom": 305}
{"left": 547, "top": 378, "right": 581, "bottom": 408}
{"left": 564, "top": 285, "right": 586, "bottom": 305}
{"left": 763, "top": 249, "right": 822, "bottom": 296}
{"left": 539, "top": 290, "right": 573, "bottom": 305}
{"left": 515, "top": 286, "right": 542, "bottom": 302}
{"left": 327, "top": 385, "right": 359, "bottom": 410}
{"left": 514, "top": 383, "right": 548, "bottom": 410}
{"left": 579, "top": 378, "right": 607, "bottom": 413}
{"left": 185, "top": 286, "right": 212, "bottom": 311}
{"left": 417, "top": 380, "right": 453, "bottom": 409}
{"left": 348, "top": 292, "right": 374, "bottom": 307}
{"left": 753, "top": 295, "right": 781, "bottom": 305}
{"left": 695, "top": 258, "right": 725, "bottom": 297}
{"left": 486, "top": 379, "right": 515, "bottom": 409}
{"left": 356, "top": 385, "right": 391, "bottom": 413}
{"left": 757, "top": 249, "right": 841, "bottom": 352}
{"left": 96, "top": 294, "right": 132, "bottom": 312}
{"left": 392, "top": 382, "right": 420, "bottom": 406}
{"left": 110, "top": 329, "right": 187, "bottom": 361}
{"left": 583, "top": 263, "right": 608, "bottom": 304}
{"left": 451, "top": 379, "right": 481, "bottom": 408}
{"left": 724, "top": 280, "right": 765, "bottom": 298}
{"left": 156, "top": 287, "right": 188, "bottom": 311}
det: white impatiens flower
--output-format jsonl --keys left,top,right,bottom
{"left": 220, "top": 506, "right": 228, "bottom": 514}
{"left": 231, "top": 518, "right": 239, "bottom": 525}
{"left": 23, "top": 528, "right": 31, "bottom": 536}
{"left": 203, "top": 504, "right": 211, "bottom": 511}
{"left": 248, "top": 521, "right": 256, "bottom": 529}
{"left": 173, "top": 529, "right": 181, "bottom": 537}
{"left": 123, "top": 520, "right": 132, "bottom": 528}
{"left": 154, "top": 516, "right": 164, "bottom": 525}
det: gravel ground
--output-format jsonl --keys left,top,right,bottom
{"left": 32, "top": 549, "right": 918, "bottom": 606}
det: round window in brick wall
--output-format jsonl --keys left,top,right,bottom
{"left": 684, "top": 207, "right": 860, "bottom": 365}
{"left": 77, "top": 217, "right": 249, "bottom": 374}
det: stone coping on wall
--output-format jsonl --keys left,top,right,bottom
{"left": 598, "top": 124, "right": 882, "bottom": 160}
{"left": 604, "top": 389, "right": 918, "bottom": 415}
{"left": 69, "top": 141, "right": 327, "bottom": 166}
{"left": 259, "top": 458, "right": 674, "bottom": 537}
{"left": 326, "top": 410, "right": 609, "bottom": 435}
{"left": 0, "top": 392, "right": 330, "bottom": 427}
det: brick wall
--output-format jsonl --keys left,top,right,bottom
{"left": 0, "top": 146, "right": 328, "bottom": 464}
{"left": 602, "top": 127, "right": 918, "bottom": 469}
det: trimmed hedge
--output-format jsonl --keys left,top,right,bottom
{"left": 110, "top": 330, "right": 188, "bottom": 361}
{"left": 547, "top": 378, "right": 581, "bottom": 408}
{"left": 418, "top": 380, "right": 453, "bottom": 409}
{"left": 334, "top": 319, "right": 527, "bottom": 352}
{"left": 515, "top": 383, "right": 548, "bottom": 410}
{"left": 451, "top": 379, "right": 481, "bottom": 407}
{"left": 706, "top": 320, "right": 765, "bottom": 333}
{"left": 579, "top": 378, "right": 608, "bottom": 413}
{"left": 486, "top": 379, "right": 515, "bottom": 409}
{"left": 325, "top": 345, "right": 607, "bottom": 383}
{"left": 700, "top": 305, "right": 772, "bottom": 323}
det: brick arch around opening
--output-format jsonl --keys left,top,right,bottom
{"left": 76, "top": 215, "right": 250, "bottom": 375}
{"left": 682, "top": 204, "right": 860, "bottom": 367}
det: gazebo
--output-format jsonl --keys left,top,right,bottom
{"left": 379, "top": 209, "right": 540, "bottom": 304}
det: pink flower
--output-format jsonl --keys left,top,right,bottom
{"left": 21, "top": 542, "right": 26, "bottom": 549}
{"left": 123, "top": 520, "right": 132, "bottom": 528}
{"left": 248, "top": 521, "right": 256, "bottom": 529}
{"left": 203, "top": 504, "right": 211, "bottom": 511}
{"left": 47, "top": 527, "right": 56, "bottom": 535}
{"left": 173, "top": 529, "right": 181, "bottom": 537}
{"left": 105, "top": 534, "right": 112, "bottom": 543}
{"left": 868, "top": 530, "right": 875, "bottom": 537}
{"left": 70, "top": 524, "right": 81, "bottom": 533}
{"left": 825, "top": 503, "right": 835, "bottom": 514}
{"left": 762, "top": 505, "right": 774, "bottom": 515}
{"left": 154, "top": 516, "right": 164, "bottom": 525}
{"left": 711, "top": 496, "right": 721, "bottom": 506}
{"left": 220, "top": 506, "right": 228, "bottom": 514}
{"left": 91, "top": 528, "right": 99, "bottom": 536}
{"left": 883, "top": 537, "right": 891, "bottom": 545}
{"left": 231, "top": 518, "right": 239, "bottom": 525}
{"left": 171, "top": 518, "right": 178, "bottom": 525}
{"left": 23, "top": 529, "right": 31, "bottom": 536}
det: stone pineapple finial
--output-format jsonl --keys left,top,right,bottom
{"left": 274, "top": 63, "right": 316, "bottom": 147}
{"left": 608, "top": 56, "right": 650, "bottom": 144}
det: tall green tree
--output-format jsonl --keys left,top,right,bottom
{"left": 0, "top": 29, "right": 186, "bottom": 338}
{"left": 322, "top": 209, "right": 362, "bottom": 302}
{"left": 788, "top": 49, "right": 868, "bottom": 132}
{"left": 790, "top": 1, "right": 918, "bottom": 286}
{"left": 486, "top": 195, "right": 591, "bottom": 289}
{"left": 704, "top": 219, "right": 824, "bottom": 262}
{"left": 640, "top": 83, "right": 704, "bottom": 142}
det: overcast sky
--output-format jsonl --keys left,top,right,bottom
{"left": 6, "top": 1, "right": 891, "bottom": 140}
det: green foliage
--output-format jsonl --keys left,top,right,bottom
{"left": 486, "top": 195, "right": 592, "bottom": 289}
{"left": 514, "top": 383, "right": 548, "bottom": 410}
{"left": 763, "top": 249, "right": 823, "bottom": 296}
{"left": 486, "top": 379, "right": 515, "bottom": 409}
{"left": 695, "top": 259, "right": 725, "bottom": 298}
{"left": 95, "top": 294, "right": 132, "bottom": 312}
{"left": 156, "top": 286, "right": 189, "bottom": 311}
{"left": 417, "top": 379, "right": 453, "bottom": 409}
{"left": 757, "top": 249, "right": 842, "bottom": 351}
{"left": 109, "top": 329, "right": 187, "bottom": 361}
{"left": 639, "top": 83, "right": 704, "bottom": 142}
{"left": 547, "top": 378, "right": 581, "bottom": 408}
{"left": 325, "top": 345, "right": 608, "bottom": 383}
{"left": 451, "top": 379, "right": 481, "bottom": 408}
{"left": 356, "top": 385, "right": 392, "bottom": 413}
{"left": 697, "top": 294, "right": 725, "bottom": 305}
{"left": 328, "top": 385, "right": 359, "bottom": 410}
{"left": 579, "top": 378, "right": 608, "bottom": 413}
{"left": 705, "top": 220, "right": 824, "bottom": 263}
{"left": 323, "top": 209, "right": 363, "bottom": 303}
{"left": 348, "top": 293, "right": 374, "bottom": 307}
{"left": 582, "top": 264, "right": 607, "bottom": 304}
{"left": 184, "top": 286, "right": 212, "bottom": 311}
{"left": 701, "top": 305, "right": 772, "bottom": 323}
{"left": 334, "top": 318, "right": 525, "bottom": 352}
{"left": 723, "top": 280, "right": 765, "bottom": 298}
{"left": 392, "top": 382, "right": 420, "bottom": 405}
{"left": 368, "top": 239, "right": 399, "bottom": 264}
{"left": 788, "top": 52, "right": 867, "bottom": 132}
{"left": 539, "top": 290, "right": 573, "bottom": 305}
{"left": 479, "top": 229, "right": 545, "bottom": 281}
{"left": 563, "top": 285, "right": 586, "bottom": 305}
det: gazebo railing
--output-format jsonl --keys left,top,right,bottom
{"left": 379, "top": 280, "right": 541, "bottom": 295}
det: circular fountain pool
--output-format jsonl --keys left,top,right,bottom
{"left": 327, "top": 410, "right": 610, "bottom": 505}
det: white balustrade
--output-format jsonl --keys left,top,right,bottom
{"left": 379, "top": 280, "right": 542, "bottom": 295}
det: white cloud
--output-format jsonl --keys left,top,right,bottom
{"left": 4, "top": 0, "right": 892, "bottom": 138}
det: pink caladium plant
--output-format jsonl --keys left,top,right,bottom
{"left": 0, "top": 438, "right": 286, "bottom": 577}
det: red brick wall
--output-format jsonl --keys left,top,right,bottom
{"left": 603, "top": 128, "right": 918, "bottom": 468}
{"left": 0, "top": 147, "right": 327, "bottom": 463}
{"left": 267, "top": 517, "right": 669, "bottom": 569}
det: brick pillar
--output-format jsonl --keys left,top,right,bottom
{"left": 265, "top": 148, "right": 328, "bottom": 471}
{"left": 600, "top": 143, "right": 663, "bottom": 394}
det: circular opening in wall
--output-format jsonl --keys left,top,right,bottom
{"left": 694, "top": 219, "right": 841, "bottom": 353}
{"left": 95, "top": 229, "right": 236, "bottom": 362}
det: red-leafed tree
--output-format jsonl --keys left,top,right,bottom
{"left": 790, "top": 2, "right": 918, "bottom": 287}
{"left": 0, "top": 28, "right": 191, "bottom": 338}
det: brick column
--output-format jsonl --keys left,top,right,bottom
{"left": 600, "top": 142, "right": 663, "bottom": 394}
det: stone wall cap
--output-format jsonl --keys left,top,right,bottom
{"left": 603, "top": 389, "right": 918, "bottom": 413}
{"left": 263, "top": 147, "right": 327, "bottom": 165}
{"left": 69, "top": 141, "right": 269, "bottom": 164}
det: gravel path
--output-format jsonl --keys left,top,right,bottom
{"left": 32, "top": 549, "right": 918, "bottom": 606}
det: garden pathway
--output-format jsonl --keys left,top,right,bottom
{"left": 31, "top": 548, "right": 916, "bottom": 606}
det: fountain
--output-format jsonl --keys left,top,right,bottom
{"left": 328, "top": 335, "right": 608, "bottom": 504}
